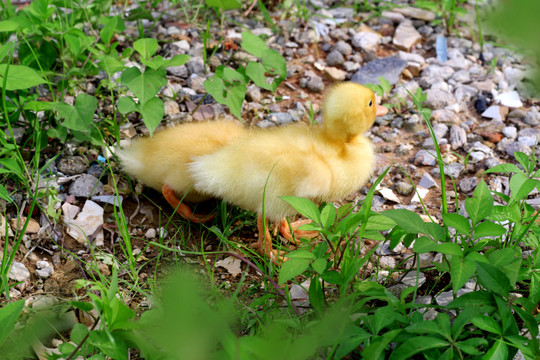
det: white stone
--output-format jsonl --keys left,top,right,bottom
{"left": 352, "top": 31, "right": 381, "bottom": 51}
{"left": 411, "top": 187, "right": 429, "bottom": 203}
{"left": 393, "top": 21, "right": 422, "bottom": 51}
{"left": 65, "top": 200, "right": 104, "bottom": 244}
{"left": 481, "top": 105, "right": 504, "bottom": 121}
{"left": 215, "top": 256, "right": 242, "bottom": 277}
{"left": 495, "top": 91, "right": 523, "bottom": 108}
{"left": 8, "top": 261, "right": 31, "bottom": 282}
{"left": 376, "top": 186, "right": 401, "bottom": 204}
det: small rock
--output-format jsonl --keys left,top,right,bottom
{"left": 495, "top": 91, "right": 523, "bottom": 108}
{"left": 65, "top": 200, "right": 104, "bottom": 244}
{"left": 415, "top": 150, "right": 437, "bottom": 166}
{"left": 9, "top": 262, "right": 31, "bottom": 282}
{"left": 57, "top": 156, "right": 88, "bottom": 175}
{"left": 379, "top": 256, "right": 396, "bottom": 269}
{"left": 454, "top": 85, "right": 478, "bottom": 103}
{"left": 351, "top": 57, "right": 407, "bottom": 86}
{"left": 377, "top": 187, "right": 401, "bottom": 203}
{"left": 35, "top": 260, "right": 54, "bottom": 278}
{"left": 267, "top": 112, "right": 299, "bottom": 125}
{"left": 333, "top": 40, "right": 352, "bottom": 56}
{"left": 10, "top": 217, "right": 40, "bottom": 234}
{"left": 403, "top": 115, "right": 423, "bottom": 132}
{"left": 303, "top": 71, "right": 324, "bottom": 93}
{"left": 485, "top": 157, "right": 502, "bottom": 170}
{"left": 449, "top": 125, "right": 467, "bottom": 150}
{"left": 171, "top": 39, "right": 190, "bottom": 52}
{"left": 68, "top": 174, "right": 104, "bottom": 198}
{"left": 481, "top": 105, "right": 507, "bottom": 121}
{"left": 419, "top": 173, "right": 438, "bottom": 189}
{"left": 431, "top": 109, "right": 459, "bottom": 125}
{"left": 381, "top": 10, "right": 405, "bottom": 23}
{"left": 524, "top": 107, "right": 540, "bottom": 126}
{"left": 394, "top": 7, "right": 436, "bottom": 21}
{"left": 215, "top": 256, "right": 242, "bottom": 277}
{"left": 411, "top": 186, "right": 429, "bottom": 203}
{"left": 432, "top": 162, "right": 464, "bottom": 179}
{"left": 351, "top": 31, "right": 381, "bottom": 51}
{"left": 433, "top": 123, "right": 448, "bottom": 140}
{"left": 459, "top": 177, "right": 478, "bottom": 193}
{"left": 506, "top": 142, "right": 532, "bottom": 157}
{"left": 395, "top": 143, "right": 414, "bottom": 155}
{"left": 393, "top": 21, "right": 422, "bottom": 51}
{"left": 395, "top": 181, "right": 414, "bottom": 195}
{"left": 246, "top": 84, "right": 262, "bottom": 103}
{"left": 451, "top": 70, "right": 470, "bottom": 83}
{"left": 397, "top": 50, "right": 425, "bottom": 65}
{"left": 167, "top": 65, "right": 188, "bottom": 78}
{"left": 474, "top": 95, "right": 488, "bottom": 114}
{"left": 0, "top": 215, "right": 14, "bottom": 238}
{"left": 401, "top": 272, "right": 426, "bottom": 287}
{"left": 145, "top": 228, "right": 156, "bottom": 239}
{"left": 421, "top": 65, "right": 455, "bottom": 81}
{"left": 324, "top": 67, "right": 347, "bottom": 81}
{"left": 502, "top": 126, "right": 517, "bottom": 139}
{"left": 325, "top": 50, "right": 345, "bottom": 66}
{"left": 425, "top": 89, "right": 456, "bottom": 109}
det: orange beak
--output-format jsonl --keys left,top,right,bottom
{"left": 376, "top": 105, "right": 388, "bottom": 117}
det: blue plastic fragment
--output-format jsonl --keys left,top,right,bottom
{"left": 436, "top": 35, "right": 447, "bottom": 62}
{"left": 97, "top": 155, "right": 106, "bottom": 163}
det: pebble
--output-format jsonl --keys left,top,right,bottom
{"left": 145, "top": 228, "right": 157, "bottom": 239}
{"left": 454, "top": 85, "right": 478, "bottom": 103}
{"left": 9, "top": 261, "right": 31, "bottom": 282}
{"left": 351, "top": 57, "right": 407, "bottom": 85}
{"left": 394, "top": 7, "right": 436, "bottom": 21}
{"left": 35, "top": 260, "right": 54, "bottom": 278}
{"left": 502, "top": 126, "right": 517, "bottom": 139}
{"left": 414, "top": 150, "right": 437, "bottom": 166}
{"left": 395, "top": 143, "right": 414, "bottom": 155}
{"left": 68, "top": 174, "right": 104, "bottom": 198}
{"left": 449, "top": 125, "right": 467, "bottom": 150}
{"left": 10, "top": 217, "right": 40, "bottom": 234}
{"left": 395, "top": 181, "right": 414, "bottom": 195}
{"left": 392, "top": 21, "right": 422, "bottom": 51}
{"left": 425, "top": 89, "right": 457, "bottom": 109}
{"left": 421, "top": 64, "right": 455, "bottom": 81}
{"left": 57, "top": 156, "right": 88, "bottom": 175}
{"left": 302, "top": 71, "right": 324, "bottom": 92}
{"left": 419, "top": 172, "right": 438, "bottom": 189}
{"left": 431, "top": 109, "right": 459, "bottom": 125}
{"left": 325, "top": 50, "right": 345, "bottom": 66}
{"left": 505, "top": 141, "right": 531, "bottom": 157}
{"left": 333, "top": 40, "right": 352, "bottom": 56}
{"left": 351, "top": 31, "right": 381, "bottom": 51}
{"left": 65, "top": 200, "right": 104, "bottom": 243}
{"left": 246, "top": 85, "right": 262, "bottom": 103}
{"left": 324, "top": 67, "right": 347, "bottom": 81}
{"left": 524, "top": 107, "right": 539, "bottom": 126}
{"left": 401, "top": 272, "right": 426, "bottom": 287}
{"left": 267, "top": 112, "right": 301, "bottom": 125}
{"left": 459, "top": 177, "right": 478, "bottom": 193}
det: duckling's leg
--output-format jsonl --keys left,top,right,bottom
{"left": 161, "top": 184, "right": 215, "bottom": 223}
{"left": 253, "top": 215, "right": 273, "bottom": 256}
{"left": 278, "top": 219, "right": 318, "bottom": 245}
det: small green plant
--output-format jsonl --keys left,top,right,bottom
{"left": 414, "top": 0, "right": 468, "bottom": 34}
{"left": 204, "top": 31, "right": 287, "bottom": 119}
{"left": 365, "top": 77, "right": 427, "bottom": 112}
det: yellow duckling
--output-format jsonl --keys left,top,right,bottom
{"left": 117, "top": 120, "right": 246, "bottom": 222}
{"left": 189, "top": 82, "right": 387, "bottom": 257}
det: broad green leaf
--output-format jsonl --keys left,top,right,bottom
{"left": 321, "top": 270, "right": 343, "bottom": 285}
{"left": 280, "top": 196, "right": 321, "bottom": 224}
{"left": 205, "top": 0, "right": 241, "bottom": 10}
{"left": 366, "top": 214, "right": 396, "bottom": 231}
{"left": 465, "top": 180, "right": 493, "bottom": 226}
{"left": 139, "top": 97, "right": 164, "bottom": 137}
{"left": 308, "top": 276, "right": 324, "bottom": 312}
{"left": 0, "top": 184, "right": 11, "bottom": 202}
{"left": 436, "top": 242, "right": 463, "bottom": 256}
{"left": 449, "top": 255, "right": 476, "bottom": 293}
{"left": 0, "top": 64, "right": 46, "bottom": 90}
{"left": 470, "top": 315, "right": 502, "bottom": 335}
{"left": 473, "top": 221, "right": 506, "bottom": 239}
{"left": 514, "top": 151, "right": 530, "bottom": 171}
{"left": 362, "top": 330, "right": 401, "bottom": 360}
{"left": 241, "top": 31, "right": 268, "bottom": 58}
{"left": 334, "top": 326, "right": 371, "bottom": 360}
{"left": 55, "top": 93, "right": 97, "bottom": 132}
{"left": 475, "top": 261, "right": 510, "bottom": 298}
{"left": 442, "top": 213, "right": 470, "bottom": 235}
{"left": 163, "top": 54, "right": 190, "bottom": 68}
{"left": 484, "top": 163, "right": 523, "bottom": 174}
{"left": 121, "top": 67, "right": 167, "bottom": 104}
{"left": 0, "top": 42, "right": 13, "bottom": 63}
{"left": 69, "top": 301, "right": 94, "bottom": 312}
{"left": 88, "top": 331, "right": 128, "bottom": 360}
{"left": 286, "top": 249, "right": 316, "bottom": 260}
{"left": 512, "top": 305, "right": 538, "bottom": 338}
{"left": 134, "top": 38, "right": 158, "bottom": 61}
{"left": 204, "top": 67, "right": 246, "bottom": 119}
{"left": 406, "top": 313, "right": 451, "bottom": 339}
{"left": 278, "top": 257, "right": 311, "bottom": 284}
{"left": 389, "top": 336, "right": 449, "bottom": 360}
{"left": 311, "top": 258, "right": 327, "bottom": 274}
{"left": 0, "top": 20, "right": 18, "bottom": 32}
{"left": 509, "top": 178, "right": 539, "bottom": 205}
{"left": 454, "top": 337, "right": 487, "bottom": 355}
{"left": 70, "top": 323, "right": 89, "bottom": 344}
{"left": 24, "top": 100, "right": 55, "bottom": 111}
{"left": 0, "top": 300, "right": 24, "bottom": 347}
{"left": 378, "top": 76, "right": 391, "bottom": 94}
{"left": 483, "top": 338, "right": 508, "bottom": 360}
{"left": 413, "top": 236, "right": 437, "bottom": 253}
{"left": 117, "top": 96, "right": 138, "bottom": 114}
{"left": 99, "top": 16, "right": 125, "bottom": 46}
{"left": 320, "top": 203, "right": 336, "bottom": 229}
{"left": 98, "top": 55, "right": 125, "bottom": 76}
{"left": 382, "top": 209, "right": 427, "bottom": 235}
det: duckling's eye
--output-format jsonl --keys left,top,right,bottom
{"left": 368, "top": 100, "right": 373, "bottom": 107}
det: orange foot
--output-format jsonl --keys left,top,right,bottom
{"left": 161, "top": 184, "right": 215, "bottom": 223}
{"left": 251, "top": 215, "right": 285, "bottom": 262}
{"left": 278, "top": 219, "right": 319, "bottom": 245}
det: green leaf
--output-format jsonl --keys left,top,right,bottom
{"left": 454, "top": 337, "right": 487, "bottom": 356}
{"left": 320, "top": 203, "right": 336, "bottom": 229}
{"left": 121, "top": 67, "right": 167, "bottom": 104}
{"left": 0, "top": 20, "right": 18, "bottom": 32}
{"left": 70, "top": 323, "right": 89, "bottom": 344}
{"left": 286, "top": 249, "right": 316, "bottom": 260}
{"left": 389, "top": 336, "right": 449, "bottom": 360}
{"left": 321, "top": 270, "right": 343, "bottom": 285}
{"left": 308, "top": 276, "right": 324, "bottom": 313}
{"left": 99, "top": 16, "right": 125, "bottom": 46}
{"left": 382, "top": 209, "right": 428, "bottom": 235}
{"left": 465, "top": 180, "right": 493, "bottom": 226}
{"left": 280, "top": 196, "right": 321, "bottom": 224}
{"left": 442, "top": 213, "right": 470, "bottom": 235}
{"left": 470, "top": 315, "right": 502, "bottom": 335}
{"left": 163, "top": 54, "right": 190, "bottom": 68}
{"left": 483, "top": 338, "right": 508, "bottom": 360}
{"left": 484, "top": 163, "right": 523, "bottom": 174}
{"left": 378, "top": 76, "right": 391, "bottom": 94}
{"left": 473, "top": 221, "right": 506, "bottom": 239}
{"left": 117, "top": 96, "right": 138, "bottom": 114}
{"left": 475, "top": 261, "right": 510, "bottom": 298}
{"left": 362, "top": 330, "right": 401, "bottom": 360}
{"left": 24, "top": 100, "right": 55, "bottom": 111}
{"left": 56, "top": 93, "right": 97, "bottom": 132}
{"left": 241, "top": 31, "right": 269, "bottom": 58}
{"left": 134, "top": 38, "right": 158, "bottom": 61}
{"left": 449, "top": 255, "right": 476, "bottom": 293}
{"left": 204, "top": 67, "right": 246, "bottom": 119}
{"left": 0, "top": 184, "right": 11, "bottom": 202}
{"left": 436, "top": 242, "right": 463, "bottom": 256}
{"left": 413, "top": 236, "right": 437, "bottom": 253}
{"left": 70, "top": 301, "right": 94, "bottom": 312}
{"left": 509, "top": 178, "right": 539, "bottom": 205}
{"left": 278, "top": 257, "right": 311, "bottom": 284}
{"left": 365, "top": 214, "right": 396, "bottom": 231}
{"left": 98, "top": 55, "right": 125, "bottom": 76}
{"left": 139, "top": 97, "right": 164, "bottom": 137}
{"left": 88, "top": 331, "right": 128, "bottom": 360}
{"left": 0, "top": 300, "right": 24, "bottom": 347}
{"left": 447, "top": 291, "right": 495, "bottom": 310}
{"left": 0, "top": 64, "right": 46, "bottom": 90}
{"left": 311, "top": 258, "right": 327, "bottom": 274}
{"left": 205, "top": 0, "right": 241, "bottom": 10}
{"left": 514, "top": 151, "right": 530, "bottom": 170}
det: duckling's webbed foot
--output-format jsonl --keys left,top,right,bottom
{"left": 161, "top": 184, "right": 215, "bottom": 223}
{"left": 278, "top": 219, "right": 318, "bottom": 245}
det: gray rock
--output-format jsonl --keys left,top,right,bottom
{"left": 425, "top": 89, "right": 457, "bottom": 109}
{"left": 415, "top": 149, "right": 437, "bottom": 166}
{"left": 397, "top": 50, "right": 425, "bottom": 65}
{"left": 391, "top": 117, "right": 404, "bottom": 128}
{"left": 419, "top": 172, "right": 438, "bottom": 189}
{"left": 431, "top": 109, "right": 460, "bottom": 125}
{"left": 351, "top": 57, "right": 407, "bottom": 85}
{"left": 451, "top": 70, "right": 471, "bottom": 83}
{"left": 434, "top": 162, "right": 464, "bottom": 178}
{"left": 333, "top": 40, "right": 352, "bottom": 56}
{"left": 246, "top": 84, "right": 262, "bottom": 103}
{"left": 351, "top": 31, "right": 381, "bottom": 51}
{"left": 35, "top": 260, "right": 54, "bottom": 278}
{"left": 395, "top": 181, "right": 414, "bottom": 195}
{"left": 422, "top": 65, "right": 455, "bottom": 81}
{"left": 326, "top": 50, "right": 345, "bottom": 66}
{"left": 506, "top": 141, "right": 532, "bottom": 157}
{"left": 381, "top": 10, "right": 405, "bottom": 23}
{"left": 524, "top": 107, "right": 540, "bottom": 126}
{"left": 454, "top": 85, "right": 478, "bottom": 103}
{"left": 508, "top": 109, "right": 527, "bottom": 119}
{"left": 394, "top": 7, "right": 436, "bottom": 21}
{"left": 518, "top": 128, "right": 539, "bottom": 144}
{"left": 401, "top": 272, "right": 426, "bottom": 287}
{"left": 302, "top": 71, "right": 325, "bottom": 92}
{"left": 167, "top": 65, "right": 188, "bottom": 77}
{"left": 395, "top": 143, "right": 414, "bottom": 155}
{"left": 186, "top": 57, "right": 205, "bottom": 75}
{"left": 459, "top": 177, "right": 478, "bottom": 193}
{"left": 485, "top": 157, "right": 502, "bottom": 170}
{"left": 393, "top": 21, "right": 422, "bottom": 50}
{"left": 68, "top": 174, "right": 104, "bottom": 198}
{"left": 422, "top": 137, "right": 448, "bottom": 149}
{"left": 518, "top": 136, "right": 537, "bottom": 147}
{"left": 502, "top": 126, "right": 517, "bottom": 139}
{"left": 379, "top": 256, "right": 396, "bottom": 269}
{"left": 57, "top": 156, "right": 88, "bottom": 176}
{"left": 433, "top": 123, "right": 448, "bottom": 140}
{"left": 403, "top": 114, "right": 423, "bottom": 132}
{"left": 9, "top": 262, "right": 30, "bottom": 282}
{"left": 450, "top": 125, "right": 467, "bottom": 150}
{"left": 267, "top": 112, "right": 300, "bottom": 125}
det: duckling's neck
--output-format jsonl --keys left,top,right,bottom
{"left": 319, "top": 125, "right": 357, "bottom": 144}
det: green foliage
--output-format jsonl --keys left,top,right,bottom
{"left": 204, "top": 31, "right": 287, "bottom": 119}
{"left": 415, "top": 0, "right": 468, "bottom": 34}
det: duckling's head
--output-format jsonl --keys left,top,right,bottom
{"left": 321, "top": 82, "right": 378, "bottom": 142}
